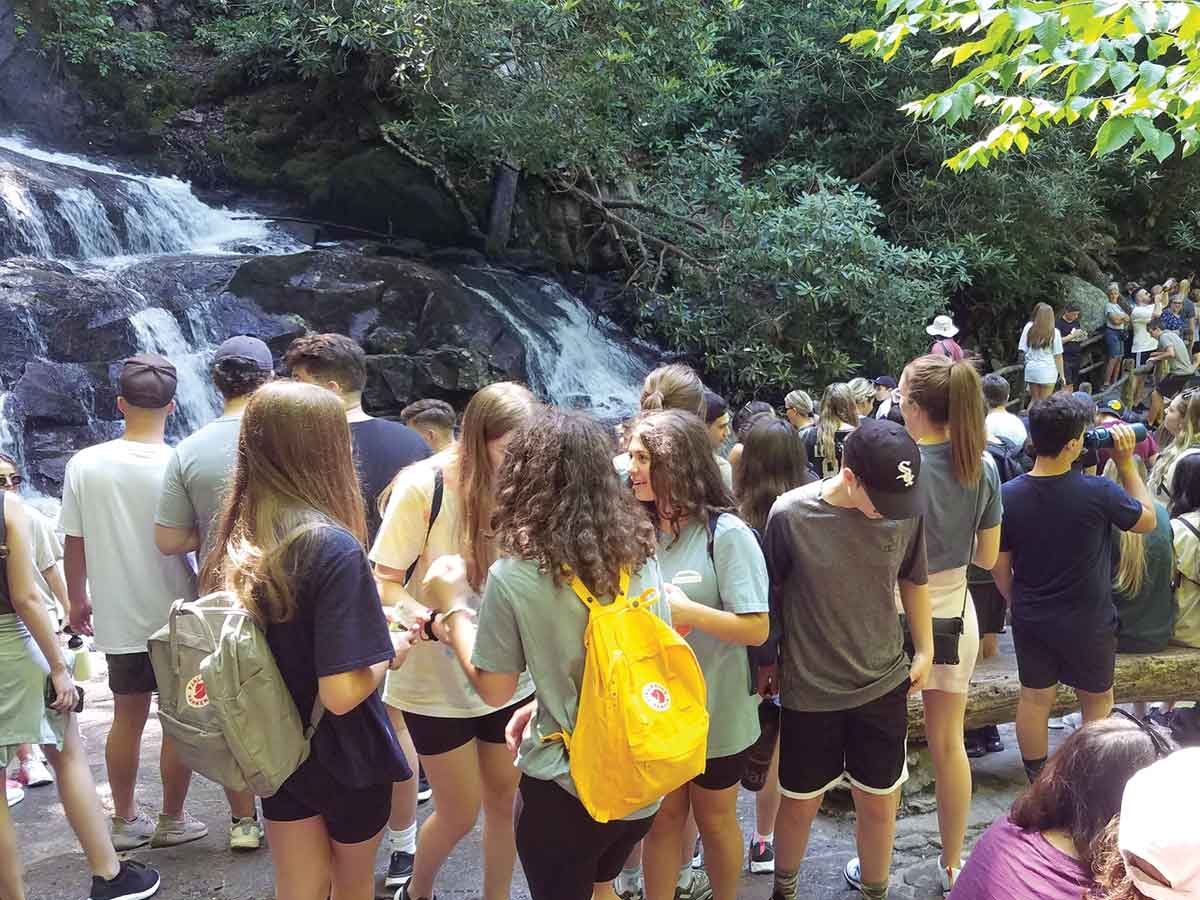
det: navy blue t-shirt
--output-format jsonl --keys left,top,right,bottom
{"left": 999, "top": 470, "right": 1142, "bottom": 630}
{"left": 266, "top": 525, "right": 409, "bottom": 789}
{"left": 350, "top": 418, "right": 431, "bottom": 545}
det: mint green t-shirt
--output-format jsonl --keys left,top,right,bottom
{"left": 657, "top": 515, "right": 769, "bottom": 759}
{"left": 472, "top": 555, "right": 670, "bottom": 820}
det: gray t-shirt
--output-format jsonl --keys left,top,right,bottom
{"left": 656, "top": 516, "right": 768, "bottom": 758}
{"left": 473, "top": 555, "right": 669, "bottom": 820}
{"left": 763, "top": 480, "right": 927, "bottom": 712}
{"left": 1159, "top": 330, "right": 1196, "bottom": 376}
{"left": 155, "top": 415, "right": 240, "bottom": 556}
{"left": 918, "top": 443, "right": 1002, "bottom": 574}
{"left": 1106, "top": 301, "right": 1129, "bottom": 331}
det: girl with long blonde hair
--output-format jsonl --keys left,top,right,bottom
{"left": 1149, "top": 388, "right": 1200, "bottom": 502}
{"left": 802, "top": 384, "right": 858, "bottom": 478}
{"left": 201, "top": 381, "right": 416, "bottom": 900}
{"left": 896, "top": 354, "right": 1002, "bottom": 892}
{"left": 1018, "top": 303, "right": 1064, "bottom": 403}
{"left": 371, "top": 381, "right": 538, "bottom": 900}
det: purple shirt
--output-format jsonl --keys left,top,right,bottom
{"left": 950, "top": 817, "right": 1093, "bottom": 900}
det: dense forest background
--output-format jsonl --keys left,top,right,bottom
{"left": 10, "top": 0, "right": 1200, "bottom": 401}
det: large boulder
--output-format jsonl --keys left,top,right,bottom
{"left": 1056, "top": 274, "right": 1108, "bottom": 333}
{"left": 310, "top": 148, "right": 477, "bottom": 246}
{"left": 0, "top": 0, "right": 86, "bottom": 144}
{"left": 13, "top": 360, "right": 95, "bottom": 427}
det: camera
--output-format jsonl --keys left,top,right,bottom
{"left": 1083, "top": 422, "right": 1149, "bottom": 450}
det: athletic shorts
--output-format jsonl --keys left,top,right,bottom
{"left": 515, "top": 775, "right": 655, "bottom": 900}
{"left": 692, "top": 749, "right": 749, "bottom": 791}
{"left": 261, "top": 757, "right": 392, "bottom": 844}
{"left": 1011, "top": 620, "right": 1116, "bottom": 693}
{"left": 1134, "top": 349, "right": 1154, "bottom": 369}
{"left": 970, "top": 582, "right": 1008, "bottom": 636}
{"left": 404, "top": 696, "right": 531, "bottom": 756}
{"left": 778, "top": 678, "right": 910, "bottom": 799}
{"left": 106, "top": 652, "right": 157, "bottom": 695}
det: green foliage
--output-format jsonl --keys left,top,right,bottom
{"left": 27, "top": 0, "right": 169, "bottom": 77}
{"left": 846, "top": 0, "right": 1200, "bottom": 170}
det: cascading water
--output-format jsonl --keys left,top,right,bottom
{"left": 128, "top": 306, "right": 222, "bottom": 437}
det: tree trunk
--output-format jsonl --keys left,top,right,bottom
{"left": 485, "top": 159, "right": 521, "bottom": 257}
{"left": 907, "top": 647, "right": 1200, "bottom": 738}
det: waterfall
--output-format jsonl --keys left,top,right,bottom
{"left": 0, "top": 392, "right": 23, "bottom": 464}
{"left": 54, "top": 187, "right": 122, "bottom": 258}
{"left": 128, "top": 307, "right": 221, "bottom": 436}
{"left": 0, "top": 175, "right": 55, "bottom": 257}
{"left": 455, "top": 268, "right": 650, "bottom": 415}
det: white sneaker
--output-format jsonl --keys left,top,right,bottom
{"left": 1048, "top": 717, "right": 1066, "bottom": 730}
{"left": 229, "top": 817, "right": 263, "bottom": 851}
{"left": 150, "top": 812, "right": 209, "bottom": 848}
{"left": 111, "top": 812, "right": 156, "bottom": 850}
{"left": 1061, "top": 712, "right": 1083, "bottom": 730}
{"left": 5, "top": 781, "right": 23, "bottom": 808}
{"left": 937, "top": 856, "right": 961, "bottom": 894}
{"left": 15, "top": 754, "right": 55, "bottom": 788}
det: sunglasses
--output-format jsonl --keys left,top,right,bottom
{"left": 1110, "top": 708, "right": 1173, "bottom": 758}
{"left": 0, "top": 474, "right": 23, "bottom": 488}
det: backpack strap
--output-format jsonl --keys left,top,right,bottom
{"left": 404, "top": 468, "right": 444, "bottom": 586}
{"left": 569, "top": 569, "right": 631, "bottom": 610}
{"left": 304, "top": 698, "right": 325, "bottom": 740}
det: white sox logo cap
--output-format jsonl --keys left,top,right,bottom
{"left": 843, "top": 418, "right": 924, "bottom": 520}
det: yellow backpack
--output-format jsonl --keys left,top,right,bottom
{"left": 547, "top": 569, "right": 709, "bottom": 823}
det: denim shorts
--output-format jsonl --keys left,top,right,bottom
{"left": 1105, "top": 327, "right": 1125, "bottom": 358}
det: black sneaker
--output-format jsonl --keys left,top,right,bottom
{"left": 964, "top": 730, "right": 987, "bottom": 759}
{"left": 89, "top": 860, "right": 161, "bottom": 900}
{"left": 417, "top": 768, "right": 432, "bottom": 804}
{"left": 396, "top": 884, "right": 437, "bottom": 900}
{"left": 983, "top": 723, "right": 1005, "bottom": 754}
{"left": 385, "top": 850, "right": 414, "bottom": 888}
{"left": 67, "top": 634, "right": 84, "bottom": 650}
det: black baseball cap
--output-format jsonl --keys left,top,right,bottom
{"left": 843, "top": 418, "right": 924, "bottom": 520}
{"left": 873, "top": 375, "right": 898, "bottom": 389}
{"left": 1098, "top": 398, "right": 1127, "bottom": 420}
{"left": 213, "top": 335, "right": 273, "bottom": 371}
{"left": 119, "top": 353, "right": 177, "bottom": 409}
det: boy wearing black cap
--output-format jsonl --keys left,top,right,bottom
{"left": 59, "top": 353, "right": 208, "bottom": 852}
{"left": 761, "top": 418, "right": 932, "bottom": 900}
{"left": 154, "top": 336, "right": 273, "bottom": 850}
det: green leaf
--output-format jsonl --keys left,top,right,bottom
{"left": 1135, "top": 116, "right": 1159, "bottom": 142}
{"left": 1108, "top": 60, "right": 1137, "bottom": 91}
{"left": 1014, "top": 129, "right": 1030, "bottom": 152}
{"left": 1095, "top": 115, "right": 1137, "bottom": 155}
{"left": 1153, "top": 130, "right": 1177, "bottom": 161}
{"left": 1074, "top": 58, "right": 1108, "bottom": 92}
{"left": 1008, "top": 5, "right": 1042, "bottom": 31}
{"left": 1139, "top": 59, "right": 1167, "bottom": 88}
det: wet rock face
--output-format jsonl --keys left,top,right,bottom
{"left": 0, "top": 0, "right": 86, "bottom": 144}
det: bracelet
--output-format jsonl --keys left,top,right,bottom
{"left": 423, "top": 615, "right": 439, "bottom": 642}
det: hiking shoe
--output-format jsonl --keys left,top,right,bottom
{"left": 983, "top": 724, "right": 1005, "bottom": 753}
{"left": 417, "top": 768, "right": 432, "bottom": 804}
{"left": 5, "top": 781, "right": 23, "bottom": 808}
{"left": 675, "top": 868, "right": 713, "bottom": 900}
{"left": 229, "top": 817, "right": 263, "bottom": 851}
{"left": 385, "top": 850, "right": 414, "bottom": 888}
{"left": 14, "top": 753, "right": 55, "bottom": 788}
{"left": 691, "top": 834, "right": 704, "bottom": 868}
{"left": 111, "top": 813, "right": 155, "bottom": 850}
{"left": 844, "top": 857, "right": 864, "bottom": 892}
{"left": 964, "top": 731, "right": 987, "bottom": 759}
{"left": 937, "top": 856, "right": 961, "bottom": 894}
{"left": 614, "top": 882, "right": 644, "bottom": 900}
{"left": 395, "top": 884, "right": 436, "bottom": 900}
{"left": 150, "top": 812, "right": 208, "bottom": 848}
{"left": 749, "top": 836, "right": 775, "bottom": 874}
{"left": 89, "top": 860, "right": 161, "bottom": 900}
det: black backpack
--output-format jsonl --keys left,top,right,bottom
{"left": 986, "top": 435, "right": 1033, "bottom": 484}
{"left": 704, "top": 512, "right": 770, "bottom": 688}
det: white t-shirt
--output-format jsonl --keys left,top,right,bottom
{"left": 370, "top": 462, "right": 534, "bottom": 717}
{"left": 986, "top": 409, "right": 1028, "bottom": 447}
{"left": 58, "top": 439, "right": 197, "bottom": 654}
{"left": 1018, "top": 323, "right": 1063, "bottom": 385}
{"left": 1131, "top": 304, "right": 1157, "bottom": 353}
{"left": 28, "top": 507, "right": 64, "bottom": 620}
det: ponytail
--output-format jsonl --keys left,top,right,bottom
{"left": 905, "top": 354, "right": 985, "bottom": 486}
{"left": 640, "top": 364, "right": 704, "bottom": 415}
{"left": 643, "top": 390, "right": 666, "bottom": 411}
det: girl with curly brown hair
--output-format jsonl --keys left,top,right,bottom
{"left": 420, "top": 408, "right": 671, "bottom": 900}
{"left": 628, "top": 410, "right": 770, "bottom": 900}
{"left": 371, "top": 382, "right": 538, "bottom": 900}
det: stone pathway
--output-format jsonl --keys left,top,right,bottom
{"left": 12, "top": 667, "right": 1069, "bottom": 899}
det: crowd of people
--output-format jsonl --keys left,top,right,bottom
{"left": 1, "top": 315, "right": 1199, "bottom": 900}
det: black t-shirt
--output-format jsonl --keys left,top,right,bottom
{"left": 801, "top": 426, "right": 850, "bottom": 479}
{"left": 999, "top": 470, "right": 1142, "bottom": 631}
{"left": 350, "top": 418, "right": 431, "bottom": 543}
{"left": 266, "top": 526, "right": 409, "bottom": 789}
{"left": 1056, "top": 318, "right": 1083, "bottom": 362}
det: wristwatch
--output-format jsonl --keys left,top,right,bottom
{"left": 426, "top": 606, "right": 476, "bottom": 641}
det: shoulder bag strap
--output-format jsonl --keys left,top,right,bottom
{"left": 960, "top": 465, "right": 988, "bottom": 620}
{"left": 1173, "top": 515, "right": 1200, "bottom": 587}
{"left": 304, "top": 697, "right": 325, "bottom": 740}
{"left": 404, "top": 468, "right": 444, "bottom": 586}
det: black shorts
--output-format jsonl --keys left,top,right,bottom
{"left": 778, "top": 678, "right": 910, "bottom": 799}
{"left": 515, "top": 775, "right": 655, "bottom": 900}
{"left": 261, "top": 757, "right": 392, "bottom": 845}
{"left": 106, "top": 652, "right": 157, "bottom": 695}
{"left": 1011, "top": 620, "right": 1116, "bottom": 693}
{"left": 692, "top": 749, "right": 749, "bottom": 791}
{"left": 1134, "top": 349, "right": 1153, "bottom": 369}
{"left": 404, "top": 697, "right": 531, "bottom": 756}
{"left": 1158, "top": 373, "right": 1196, "bottom": 400}
{"left": 1064, "top": 356, "right": 1081, "bottom": 386}
{"left": 970, "top": 582, "right": 1008, "bottom": 636}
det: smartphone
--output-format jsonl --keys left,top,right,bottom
{"left": 44, "top": 678, "right": 85, "bottom": 714}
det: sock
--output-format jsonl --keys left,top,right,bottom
{"left": 388, "top": 823, "right": 417, "bottom": 854}
{"left": 1022, "top": 755, "right": 1048, "bottom": 784}
{"left": 755, "top": 831, "right": 775, "bottom": 844}
{"left": 615, "top": 865, "right": 642, "bottom": 894}
{"left": 773, "top": 866, "right": 799, "bottom": 900}
{"left": 677, "top": 864, "right": 693, "bottom": 889}
{"left": 861, "top": 880, "right": 889, "bottom": 900}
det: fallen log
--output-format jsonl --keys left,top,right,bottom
{"left": 907, "top": 645, "right": 1200, "bottom": 738}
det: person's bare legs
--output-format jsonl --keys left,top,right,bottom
{"left": 642, "top": 786, "right": 689, "bottom": 900}
{"left": 41, "top": 714, "right": 120, "bottom": 881}
{"left": 681, "top": 810, "right": 698, "bottom": 867}
{"left": 0, "top": 796, "right": 25, "bottom": 900}
{"left": 477, "top": 740, "right": 521, "bottom": 900}
{"left": 922, "top": 690, "right": 970, "bottom": 873}
{"left": 1016, "top": 685, "right": 1057, "bottom": 766}
{"left": 850, "top": 786, "right": 900, "bottom": 889}
{"left": 978, "top": 633, "right": 999, "bottom": 661}
{"left": 755, "top": 740, "right": 781, "bottom": 838}
{"left": 264, "top": 816, "right": 333, "bottom": 900}
{"left": 226, "top": 789, "right": 256, "bottom": 820}
{"left": 386, "top": 707, "right": 418, "bottom": 834}
{"left": 158, "top": 734, "right": 193, "bottom": 819}
{"left": 1028, "top": 383, "right": 1053, "bottom": 405}
{"left": 689, "top": 782, "right": 742, "bottom": 900}
{"left": 408, "top": 740, "right": 482, "bottom": 899}
{"left": 593, "top": 882, "right": 619, "bottom": 900}
{"left": 772, "top": 793, "right": 823, "bottom": 898}
{"left": 106, "top": 691, "right": 151, "bottom": 821}
{"left": 1078, "top": 688, "right": 1115, "bottom": 723}
{"left": 330, "top": 828, "right": 386, "bottom": 900}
